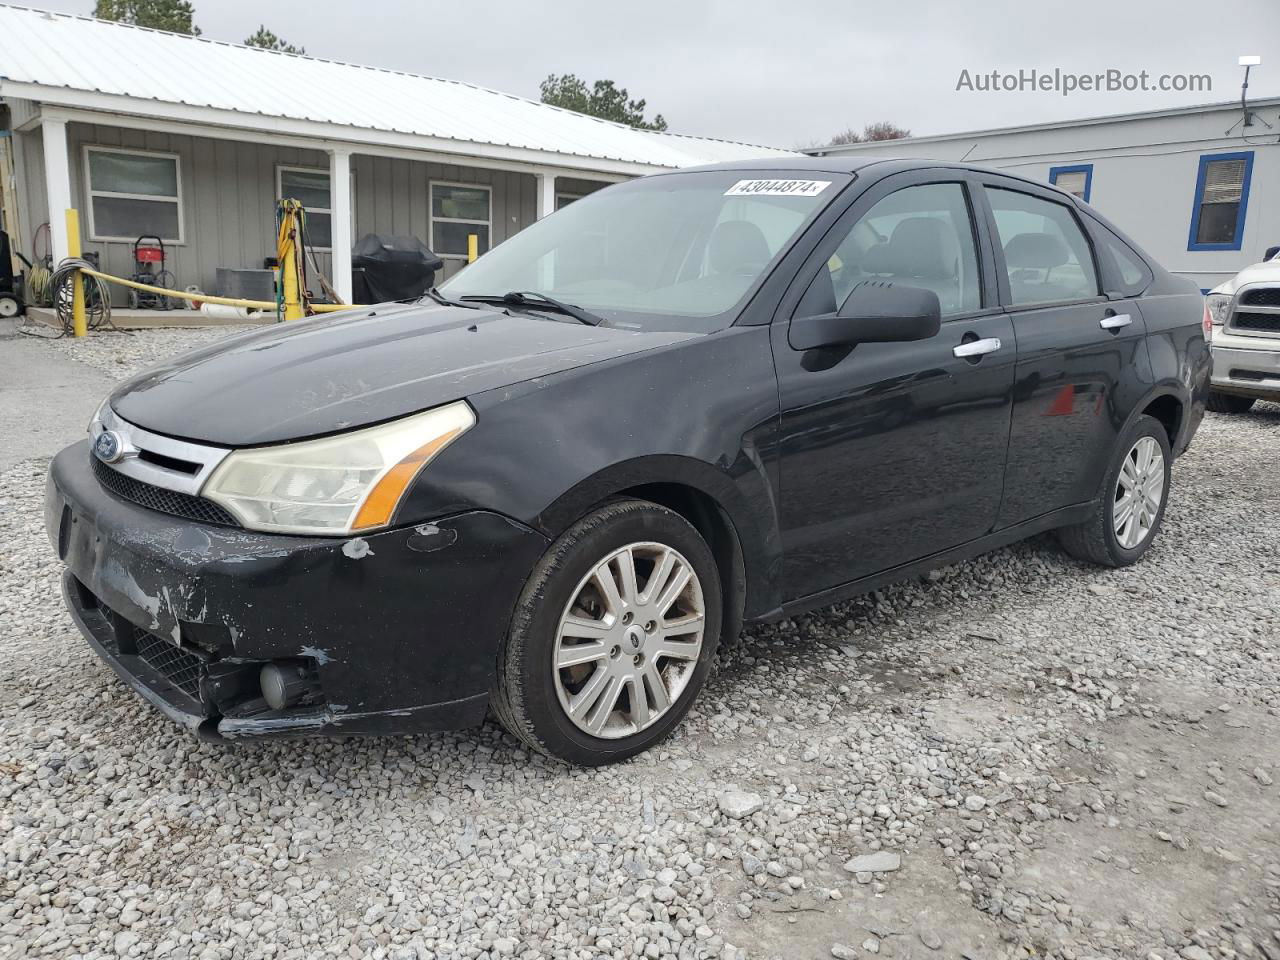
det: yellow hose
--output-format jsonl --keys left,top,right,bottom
{"left": 78, "top": 267, "right": 365, "bottom": 314}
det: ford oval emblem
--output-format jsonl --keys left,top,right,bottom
{"left": 93, "top": 430, "right": 125, "bottom": 464}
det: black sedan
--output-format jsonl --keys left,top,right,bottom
{"left": 46, "top": 158, "right": 1209, "bottom": 765}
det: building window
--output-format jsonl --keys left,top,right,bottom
{"left": 556, "top": 193, "right": 583, "bottom": 211}
{"left": 430, "top": 182, "right": 491, "bottom": 257}
{"left": 278, "top": 166, "right": 336, "bottom": 249}
{"left": 1188, "top": 151, "right": 1254, "bottom": 251}
{"left": 1048, "top": 164, "right": 1092, "bottom": 203}
{"left": 85, "top": 147, "right": 183, "bottom": 243}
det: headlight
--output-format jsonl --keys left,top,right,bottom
{"left": 88, "top": 399, "right": 107, "bottom": 435}
{"left": 203, "top": 402, "right": 475, "bottom": 535}
{"left": 1205, "top": 293, "right": 1233, "bottom": 327}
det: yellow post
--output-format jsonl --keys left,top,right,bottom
{"left": 65, "top": 209, "right": 87, "bottom": 337}
{"left": 467, "top": 233, "right": 478, "bottom": 264}
{"left": 278, "top": 206, "right": 304, "bottom": 322}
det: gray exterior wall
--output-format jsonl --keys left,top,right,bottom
{"left": 9, "top": 112, "right": 611, "bottom": 304}
{"left": 811, "top": 101, "right": 1280, "bottom": 293}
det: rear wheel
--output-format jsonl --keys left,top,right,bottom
{"left": 0, "top": 295, "right": 20, "bottom": 318}
{"left": 1206, "top": 391, "right": 1256, "bottom": 414}
{"left": 492, "top": 499, "right": 721, "bottom": 766}
{"left": 1057, "top": 414, "right": 1171, "bottom": 567}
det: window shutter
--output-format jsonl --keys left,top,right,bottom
{"left": 1053, "top": 171, "right": 1088, "bottom": 199}
{"left": 1202, "top": 159, "right": 1246, "bottom": 204}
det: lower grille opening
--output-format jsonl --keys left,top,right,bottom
{"left": 1233, "top": 312, "right": 1280, "bottom": 333}
{"left": 1228, "top": 368, "right": 1272, "bottom": 382}
{"left": 69, "top": 577, "right": 327, "bottom": 723}
{"left": 91, "top": 456, "right": 238, "bottom": 527}
{"left": 132, "top": 627, "right": 207, "bottom": 699}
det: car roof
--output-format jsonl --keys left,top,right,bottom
{"left": 665, "top": 155, "right": 1057, "bottom": 193}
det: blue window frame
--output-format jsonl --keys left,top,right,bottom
{"left": 1048, "top": 163, "right": 1093, "bottom": 203}
{"left": 1188, "top": 151, "right": 1254, "bottom": 252}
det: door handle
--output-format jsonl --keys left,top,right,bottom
{"left": 1099, "top": 313, "right": 1132, "bottom": 330}
{"left": 953, "top": 337, "right": 1002, "bottom": 358}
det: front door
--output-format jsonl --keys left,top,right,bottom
{"left": 975, "top": 181, "right": 1149, "bottom": 526}
{"left": 773, "top": 174, "right": 1016, "bottom": 600}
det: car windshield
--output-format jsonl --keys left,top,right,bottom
{"left": 439, "top": 169, "right": 849, "bottom": 332}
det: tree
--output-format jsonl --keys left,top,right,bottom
{"left": 823, "top": 121, "right": 911, "bottom": 146}
{"left": 93, "top": 0, "right": 199, "bottom": 35}
{"left": 539, "top": 74, "right": 667, "bottom": 131}
{"left": 860, "top": 121, "right": 910, "bottom": 142}
{"left": 244, "top": 25, "right": 305, "bottom": 54}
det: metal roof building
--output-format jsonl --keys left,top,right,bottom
{"left": 805, "top": 97, "right": 1280, "bottom": 293}
{"left": 0, "top": 3, "right": 794, "bottom": 301}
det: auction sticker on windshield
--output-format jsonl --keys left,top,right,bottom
{"left": 724, "top": 179, "right": 831, "bottom": 197}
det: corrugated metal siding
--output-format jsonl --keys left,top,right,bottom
{"left": 0, "top": 5, "right": 793, "bottom": 170}
{"left": 14, "top": 128, "right": 47, "bottom": 268}
{"left": 350, "top": 154, "right": 539, "bottom": 282}
{"left": 15, "top": 120, "right": 551, "bottom": 298}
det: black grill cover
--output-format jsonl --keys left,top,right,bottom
{"left": 350, "top": 234, "right": 445, "bottom": 303}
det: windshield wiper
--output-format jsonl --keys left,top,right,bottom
{"left": 461, "top": 291, "right": 603, "bottom": 326}
{"left": 421, "top": 287, "right": 480, "bottom": 310}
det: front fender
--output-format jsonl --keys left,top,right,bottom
{"left": 394, "top": 326, "right": 785, "bottom": 617}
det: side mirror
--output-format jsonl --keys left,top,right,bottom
{"left": 1265, "top": 244, "right": 1280, "bottom": 262}
{"left": 790, "top": 282, "right": 942, "bottom": 351}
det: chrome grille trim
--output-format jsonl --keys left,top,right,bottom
{"left": 90, "top": 405, "right": 231, "bottom": 497}
{"left": 1226, "top": 282, "right": 1280, "bottom": 341}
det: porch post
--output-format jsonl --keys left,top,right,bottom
{"left": 536, "top": 171, "right": 556, "bottom": 219}
{"left": 328, "top": 147, "right": 353, "bottom": 303}
{"left": 41, "top": 117, "right": 72, "bottom": 263}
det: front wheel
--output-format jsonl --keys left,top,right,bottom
{"left": 1057, "top": 414, "right": 1172, "bottom": 567}
{"left": 492, "top": 499, "right": 722, "bottom": 766}
{"left": 1206, "top": 391, "right": 1256, "bottom": 414}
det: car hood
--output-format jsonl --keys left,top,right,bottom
{"left": 1209, "top": 257, "right": 1280, "bottom": 296}
{"left": 110, "top": 302, "right": 695, "bottom": 446}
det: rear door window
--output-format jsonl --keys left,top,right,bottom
{"left": 986, "top": 188, "right": 1099, "bottom": 306}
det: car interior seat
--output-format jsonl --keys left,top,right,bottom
{"left": 860, "top": 217, "right": 961, "bottom": 312}
{"left": 1003, "top": 232, "right": 1074, "bottom": 302}
{"left": 707, "top": 220, "right": 772, "bottom": 277}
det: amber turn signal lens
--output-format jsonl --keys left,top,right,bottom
{"left": 351, "top": 428, "right": 465, "bottom": 531}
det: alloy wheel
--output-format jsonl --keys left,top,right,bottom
{"left": 1113, "top": 436, "right": 1165, "bottom": 549}
{"left": 553, "top": 541, "right": 705, "bottom": 739}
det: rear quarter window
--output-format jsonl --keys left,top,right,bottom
{"left": 1093, "top": 226, "right": 1154, "bottom": 297}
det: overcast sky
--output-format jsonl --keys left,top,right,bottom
{"left": 35, "top": 0, "right": 1280, "bottom": 148}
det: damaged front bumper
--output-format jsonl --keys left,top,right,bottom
{"left": 46, "top": 442, "right": 550, "bottom": 740}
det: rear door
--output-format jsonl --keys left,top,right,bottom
{"left": 975, "top": 179, "right": 1149, "bottom": 526}
{"left": 772, "top": 170, "right": 1016, "bottom": 599}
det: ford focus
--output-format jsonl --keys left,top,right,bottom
{"left": 46, "top": 158, "right": 1209, "bottom": 765}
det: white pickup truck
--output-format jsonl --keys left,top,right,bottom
{"left": 1205, "top": 246, "right": 1280, "bottom": 413}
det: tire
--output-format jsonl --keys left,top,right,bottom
{"left": 0, "top": 295, "right": 20, "bottom": 318}
{"left": 1206, "top": 391, "right": 1256, "bottom": 414}
{"left": 1057, "top": 414, "right": 1172, "bottom": 568}
{"left": 492, "top": 499, "right": 722, "bottom": 766}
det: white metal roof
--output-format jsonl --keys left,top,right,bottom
{"left": 807, "top": 96, "right": 1280, "bottom": 155}
{"left": 0, "top": 4, "right": 795, "bottom": 173}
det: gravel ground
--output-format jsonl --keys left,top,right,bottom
{"left": 1, "top": 329, "right": 1277, "bottom": 960}
{"left": 26, "top": 324, "right": 258, "bottom": 380}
